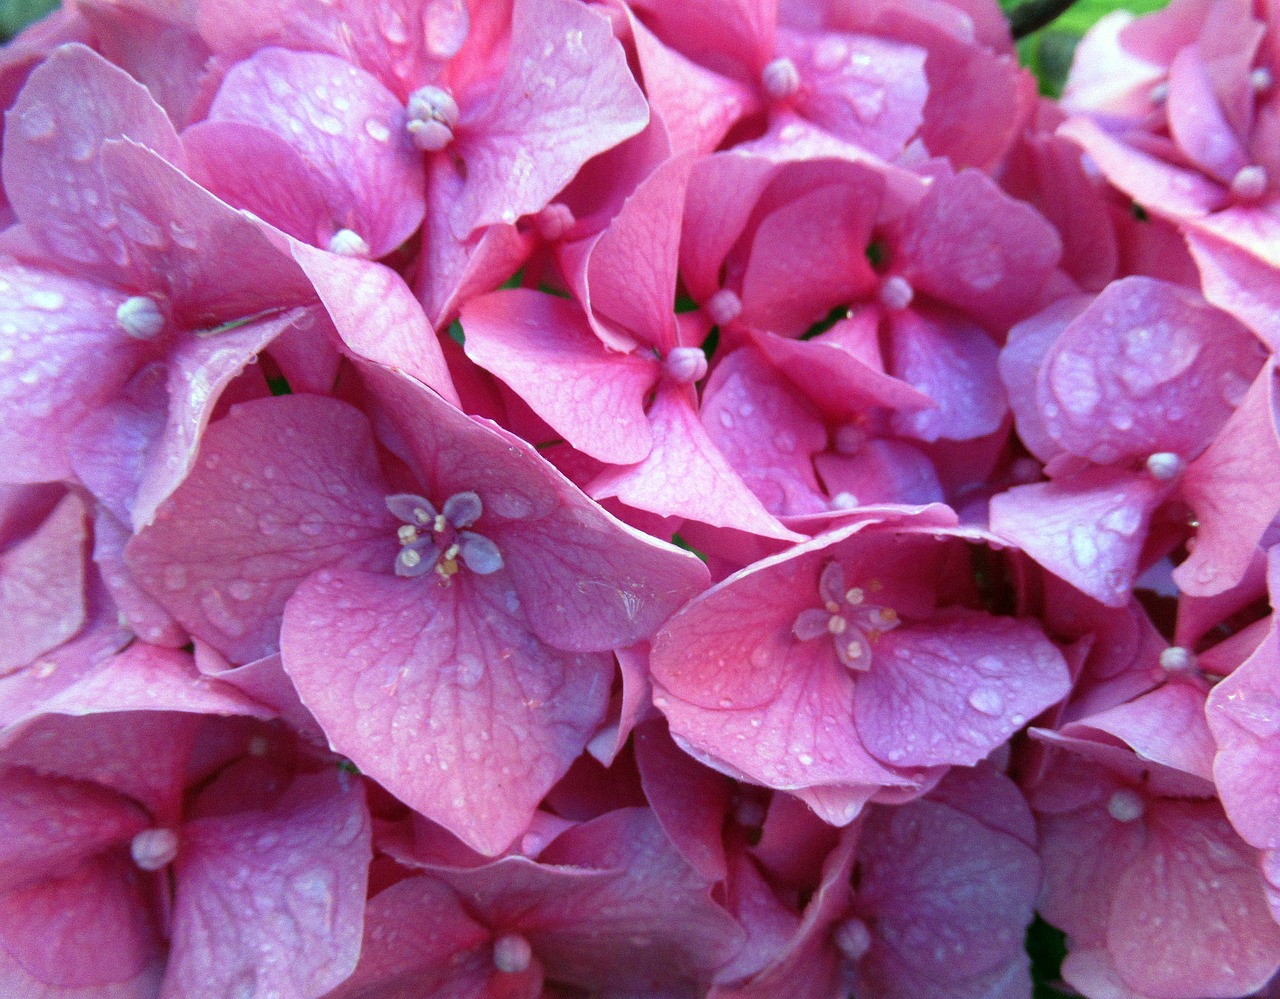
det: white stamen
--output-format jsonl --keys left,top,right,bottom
{"left": 827, "top": 615, "right": 848, "bottom": 634}
{"left": 1231, "top": 165, "right": 1268, "bottom": 201}
{"left": 1252, "top": 67, "right": 1273, "bottom": 93}
{"left": 1145, "top": 452, "right": 1185, "bottom": 481}
{"left": 116, "top": 295, "right": 165, "bottom": 340}
{"left": 1159, "top": 646, "right": 1196, "bottom": 673}
{"left": 327, "top": 228, "right": 371, "bottom": 257}
{"left": 879, "top": 275, "right": 914, "bottom": 312}
{"left": 834, "top": 917, "right": 873, "bottom": 962}
{"left": 761, "top": 57, "right": 801, "bottom": 100}
{"left": 493, "top": 933, "right": 533, "bottom": 974}
{"left": 1107, "top": 788, "right": 1145, "bottom": 823}
{"left": 705, "top": 288, "right": 742, "bottom": 326}
{"left": 399, "top": 548, "right": 422, "bottom": 569}
{"left": 1149, "top": 80, "right": 1169, "bottom": 105}
{"left": 131, "top": 828, "right": 179, "bottom": 871}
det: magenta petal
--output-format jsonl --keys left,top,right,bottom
{"left": 854, "top": 609, "right": 1070, "bottom": 769}
{"left": 1175, "top": 362, "right": 1280, "bottom": 596}
{"left": 282, "top": 568, "right": 611, "bottom": 855}
{"left": 290, "top": 243, "right": 458, "bottom": 405}
{"left": 324, "top": 875, "right": 490, "bottom": 999}
{"left": 3, "top": 44, "right": 185, "bottom": 282}
{"left": 741, "top": 181, "right": 879, "bottom": 337}
{"left": 163, "top": 770, "right": 371, "bottom": 999}
{"left": 0, "top": 769, "right": 147, "bottom": 894}
{"left": 1069, "top": 682, "right": 1216, "bottom": 784}
{"left": 93, "top": 508, "right": 186, "bottom": 648}
{"left": 0, "top": 492, "right": 87, "bottom": 676}
{"left": 1059, "top": 116, "right": 1227, "bottom": 218}
{"left": 897, "top": 169, "right": 1061, "bottom": 325}
{"left": 209, "top": 47, "right": 424, "bottom": 257}
{"left": 451, "top": 0, "right": 648, "bottom": 235}
{"left": 1037, "top": 276, "right": 1263, "bottom": 465}
{"left": 183, "top": 119, "right": 337, "bottom": 247}
{"left": 132, "top": 312, "right": 305, "bottom": 530}
{"left": 1166, "top": 44, "right": 1248, "bottom": 183}
{"left": 0, "top": 262, "right": 147, "bottom": 484}
{"left": 989, "top": 469, "right": 1166, "bottom": 607}
{"left": 1108, "top": 803, "right": 1280, "bottom": 998}
{"left": 590, "top": 382, "right": 804, "bottom": 541}
{"left": 0, "top": 852, "right": 163, "bottom": 995}
{"left": 888, "top": 308, "right": 1006, "bottom": 443}
{"left": 125, "top": 395, "right": 396, "bottom": 663}
{"left": 701, "top": 348, "right": 828, "bottom": 517}
{"left": 460, "top": 289, "right": 657, "bottom": 464}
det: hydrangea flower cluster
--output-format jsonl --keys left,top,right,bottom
{"left": 2, "top": 0, "right": 1279, "bottom": 995}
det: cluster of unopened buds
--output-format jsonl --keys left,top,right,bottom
{"left": 2, "top": 0, "right": 1280, "bottom": 996}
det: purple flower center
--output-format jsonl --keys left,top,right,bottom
{"left": 792, "top": 561, "right": 899, "bottom": 671}
{"left": 385, "top": 490, "right": 504, "bottom": 581}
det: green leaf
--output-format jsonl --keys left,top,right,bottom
{"left": 0, "top": 0, "right": 57, "bottom": 40}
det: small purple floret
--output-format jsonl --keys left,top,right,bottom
{"left": 793, "top": 561, "right": 900, "bottom": 672}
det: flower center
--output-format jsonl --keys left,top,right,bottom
{"left": 405, "top": 85, "right": 459, "bottom": 152}
{"left": 793, "top": 561, "right": 899, "bottom": 671}
{"left": 386, "top": 490, "right": 503, "bottom": 581}
{"left": 130, "top": 827, "right": 179, "bottom": 870}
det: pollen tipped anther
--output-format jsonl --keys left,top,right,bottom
{"left": 131, "top": 827, "right": 180, "bottom": 871}
{"left": 493, "top": 933, "right": 533, "bottom": 974}
{"left": 117, "top": 295, "right": 165, "bottom": 340}
{"left": 406, "top": 85, "right": 460, "bottom": 152}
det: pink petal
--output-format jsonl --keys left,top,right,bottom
{"left": 164, "top": 770, "right": 372, "bottom": 998}
{"left": 680, "top": 153, "right": 777, "bottom": 305}
{"left": 1059, "top": 116, "right": 1227, "bottom": 218}
{"left": 629, "top": 15, "right": 757, "bottom": 155}
{"left": 590, "top": 382, "right": 804, "bottom": 541}
{"left": 125, "top": 395, "right": 396, "bottom": 663}
{"left": 0, "top": 492, "right": 87, "bottom": 677}
{"left": 1037, "top": 276, "right": 1263, "bottom": 466}
{"left": 780, "top": 29, "right": 929, "bottom": 161}
{"left": 0, "top": 853, "right": 163, "bottom": 995}
{"left": 1166, "top": 44, "right": 1248, "bottom": 183}
{"left": 989, "top": 468, "right": 1166, "bottom": 607}
{"left": 740, "top": 178, "right": 879, "bottom": 337}
{"left": 1109, "top": 801, "right": 1280, "bottom": 997}
{"left": 282, "top": 567, "right": 611, "bottom": 855}
{"left": 888, "top": 308, "right": 1006, "bottom": 443}
{"left": 2, "top": 44, "right": 185, "bottom": 282}
{"left": 700, "top": 347, "right": 828, "bottom": 517}
{"left": 92, "top": 508, "right": 186, "bottom": 648}
{"left": 896, "top": 169, "right": 1061, "bottom": 326}
{"left": 208, "top": 47, "right": 424, "bottom": 257}
{"left": 183, "top": 119, "right": 338, "bottom": 247}
{"left": 854, "top": 609, "right": 1070, "bottom": 768}
{"left": 451, "top": 0, "right": 648, "bottom": 236}
{"left": 1175, "top": 361, "right": 1280, "bottom": 596}
{"left": 580, "top": 153, "right": 694, "bottom": 353}
{"left": 0, "top": 262, "right": 147, "bottom": 484}
{"left": 324, "top": 875, "right": 490, "bottom": 999}
{"left": 1185, "top": 207, "right": 1280, "bottom": 350}
{"left": 460, "top": 289, "right": 657, "bottom": 464}
{"left": 0, "top": 768, "right": 147, "bottom": 894}
{"left": 1069, "top": 681, "right": 1216, "bottom": 783}
{"left": 290, "top": 243, "right": 458, "bottom": 404}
